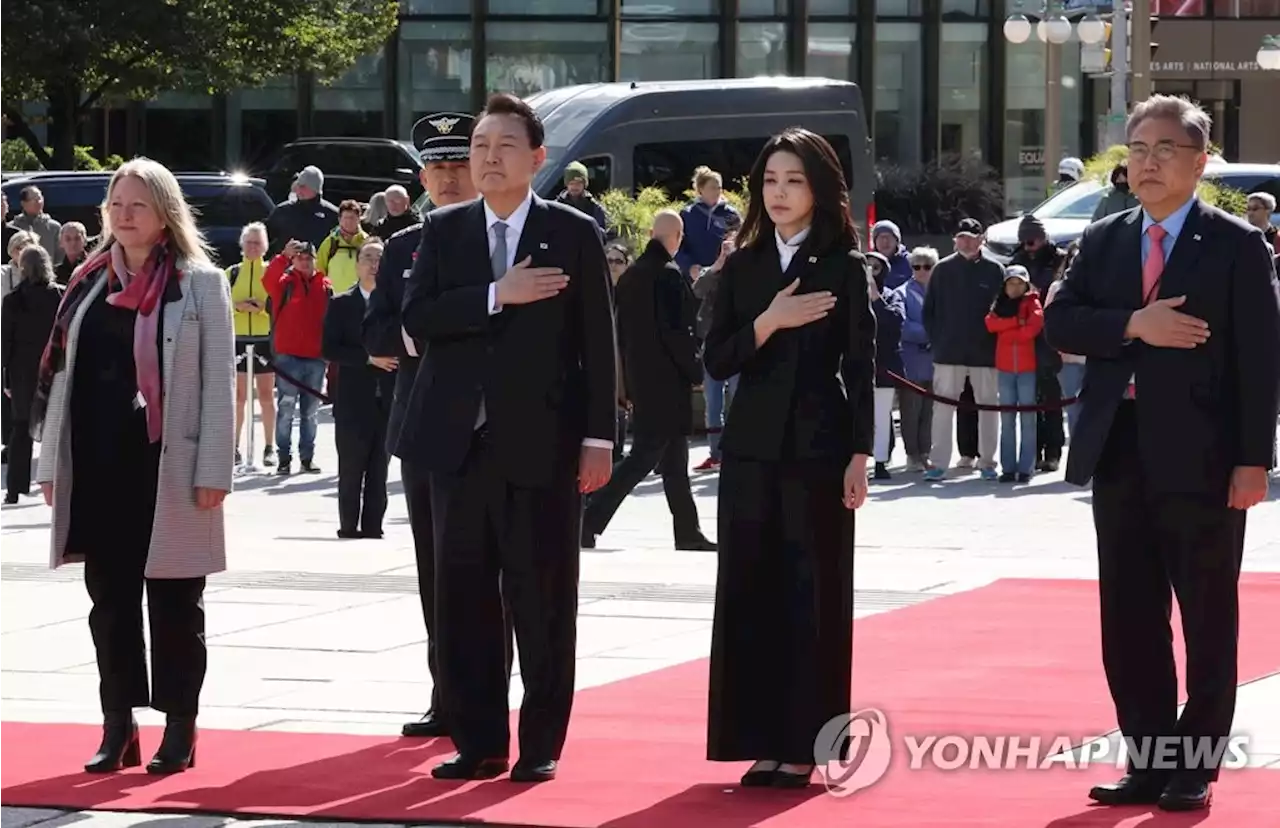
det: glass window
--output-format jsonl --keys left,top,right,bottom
{"left": 401, "top": 0, "right": 470, "bottom": 13}
{"left": 942, "top": 0, "right": 988, "bottom": 15}
{"left": 809, "top": 0, "right": 856, "bottom": 13}
{"left": 1003, "top": 36, "right": 1083, "bottom": 214}
{"left": 806, "top": 23, "right": 858, "bottom": 82}
{"left": 622, "top": 0, "right": 719, "bottom": 14}
{"left": 876, "top": 0, "right": 922, "bottom": 13}
{"left": 1152, "top": 0, "right": 1206, "bottom": 15}
{"left": 620, "top": 22, "right": 720, "bottom": 81}
{"left": 738, "top": 23, "right": 788, "bottom": 77}
{"left": 146, "top": 93, "right": 215, "bottom": 170}
{"left": 1029, "top": 181, "right": 1104, "bottom": 220}
{"left": 874, "top": 22, "right": 924, "bottom": 164}
{"left": 239, "top": 77, "right": 298, "bottom": 171}
{"left": 740, "top": 0, "right": 790, "bottom": 14}
{"left": 578, "top": 155, "right": 614, "bottom": 195}
{"left": 397, "top": 21, "right": 472, "bottom": 140}
{"left": 487, "top": 0, "right": 602, "bottom": 14}
{"left": 313, "top": 52, "right": 386, "bottom": 137}
{"left": 485, "top": 22, "right": 610, "bottom": 98}
{"left": 634, "top": 136, "right": 855, "bottom": 201}
{"left": 1211, "top": 0, "right": 1280, "bottom": 15}
{"left": 940, "top": 23, "right": 988, "bottom": 158}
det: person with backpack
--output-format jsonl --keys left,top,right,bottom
{"left": 263, "top": 239, "right": 332, "bottom": 475}
{"left": 228, "top": 222, "right": 276, "bottom": 467}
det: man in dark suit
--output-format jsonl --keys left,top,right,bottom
{"left": 323, "top": 238, "right": 396, "bottom": 539}
{"left": 582, "top": 209, "right": 715, "bottom": 550}
{"left": 1045, "top": 95, "right": 1280, "bottom": 812}
{"left": 362, "top": 112, "right": 497, "bottom": 738}
{"left": 400, "top": 92, "right": 617, "bottom": 782}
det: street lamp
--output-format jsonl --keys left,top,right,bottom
{"left": 1004, "top": 14, "right": 1033, "bottom": 44}
{"left": 1037, "top": 13, "right": 1073, "bottom": 44}
{"left": 1258, "top": 35, "right": 1280, "bottom": 71}
{"left": 1004, "top": 2, "right": 1103, "bottom": 192}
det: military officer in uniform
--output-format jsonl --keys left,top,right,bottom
{"left": 363, "top": 112, "right": 513, "bottom": 738}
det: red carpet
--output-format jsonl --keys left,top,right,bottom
{"left": 4, "top": 575, "right": 1279, "bottom": 827}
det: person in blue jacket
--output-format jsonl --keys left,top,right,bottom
{"left": 676, "top": 166, "right": 741, "bottom": 276}
{"left": 867, "top": 252, "right": 905, "bottom": 480}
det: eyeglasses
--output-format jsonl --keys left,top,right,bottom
{"left": 912, "top": 264, "right": 933, "bottom": 271}
{"left": 607, "top": 257, "right": 626, "bottom": 266}
{"left": 1126, "top": 140, "right": 1201, "bottom": 162}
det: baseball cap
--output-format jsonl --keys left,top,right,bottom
{"left": 955, "top": 218, "right": 984, "bottom": 237}
{"left": 291, "top": 241, "right": 316, "bottom": 257}
{"left": 412, "top": 112, "right": 475, "bottom": 164}
{"left": 1004, "top": 265, "right": 1031, "bottom": 284}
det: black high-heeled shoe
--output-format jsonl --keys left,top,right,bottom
{"left": 740, "top": 760, "right": 780, "bottom": 787}
{"left": 772, "top": 764, "right": 815, "bottom": 788}
{"left": 84, "top": 713, "right": 141, "bottom": 773}
{"left": 146, "top": 715, "right": 197, "bottom": 775}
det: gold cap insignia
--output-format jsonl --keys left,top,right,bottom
{"left": 428, "top": 116, "right": 461, "bottom": 135}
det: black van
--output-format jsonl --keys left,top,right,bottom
{"left": 3, "top": 171, "right": 275, "bottom": 267}
{"left": 525, "top": 77, "right": 876, "bottom": 232}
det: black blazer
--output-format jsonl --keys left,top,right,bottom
{"left": 1044, "top": 200, "right": 1280, "bottom": 493}
{"left": 616, "top": 240, "right": 702, "bottom": 437}
{"left": 399, "top": 194, "right": 618, "bottom": 487}
{"left": 703, "top": 241, "right": 876, "bottom": 463}
{"left": 323, "top": 285, "right": 396, "bottom": 433}
{"left": 363, "top": 219, "right": 427, "bottom": 455}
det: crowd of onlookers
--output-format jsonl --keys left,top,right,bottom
{"left": 6, "top": 156, "right": 1276, "bottom": 506}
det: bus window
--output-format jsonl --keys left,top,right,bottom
{"left": 633, "top": 136, "right": 855, "bottom": 201}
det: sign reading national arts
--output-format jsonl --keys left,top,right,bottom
{"left": 1151, "top": 20, "right": 1280, "bottom": 79}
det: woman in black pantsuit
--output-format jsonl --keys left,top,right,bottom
{"left": 704, "top": 129, "right": 875, "bottom": 788}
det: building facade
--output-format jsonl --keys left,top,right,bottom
{"left": 52, "top": 1, "right": 1280, "bottom": 214}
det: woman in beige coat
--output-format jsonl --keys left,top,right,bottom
{"left": 32, "top": 158, "right": 235, "bottom": 775}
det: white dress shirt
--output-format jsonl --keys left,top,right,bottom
{"left": 480, "top": 190, "right": 612, "bottom": 450}
{"left": 776, "top": 226, "right": 811, "bottom": 271}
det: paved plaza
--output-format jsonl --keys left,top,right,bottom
{"left": 3, "top": 417, "right": 1279, "bottom": 827}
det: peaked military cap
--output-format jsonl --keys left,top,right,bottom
{"left": 412, "top": 112, "right": 475, "bottom": 164}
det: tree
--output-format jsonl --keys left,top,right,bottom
{"left": 2, "top": 0, "right": 398, "bottom": 170}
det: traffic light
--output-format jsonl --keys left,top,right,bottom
{"left": 1103, "top": 21, "right": 1113, "bottom": 71}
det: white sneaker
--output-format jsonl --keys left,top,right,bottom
{"left": 956, "top": 456, "right": 977, "bottom": 469}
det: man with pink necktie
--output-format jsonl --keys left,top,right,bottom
{"left": 1045, "top": 95, "right": 1280, "bottom": 813}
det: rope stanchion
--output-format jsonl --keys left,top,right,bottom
{"left": 887, "top": 371, "right": 1079, "bottom": 413}
{"left": 265, "top": 357, "right": 332, "bottom": 405}
{"left": 235, "top": 335, "right": 274, "bottom": 474}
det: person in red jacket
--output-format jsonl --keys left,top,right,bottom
{"left": 985, "top": 265, "right": 1043, "bottom": 482}
{"left": 263, "top": 240, "right": 332, "bottom": 475}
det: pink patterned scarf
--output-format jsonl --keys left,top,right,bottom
{"left": 33, "top": 235, "right": 177, "bottom": 444}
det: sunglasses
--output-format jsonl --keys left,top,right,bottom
{"left": 912, "top": 264, "right": 933, "bottom": 271}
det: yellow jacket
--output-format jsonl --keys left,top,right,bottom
{"left": 316, "top": 228, "right": 368, "bottom": 294}
{"left": 227, "top": 258, "right": 271, "bottom": 337}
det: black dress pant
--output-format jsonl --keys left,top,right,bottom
{"left": 336, "top": 419, "right": 390, "bottom": 535}
{"left": 84, "top": 553, "right": 206, "bottom": 716}
{"left": 957, "top": 379, "right": 978, "bottom": 459}
{"left": 583, "top": 434, "right": 700, "bottom": 542}
{"left": 402, "top": 459, "right": 443, "bottom": 717}
{"left": 7, "top": 418, "right": 33, "bottom": 497}
{"left": 1092, "top": 402, "right": 1245, "bottom": 782}
{"left": 430, "top": 430, "right": 577, "bottom": 761}
{"left": 1036, "top": 368, "right": 1065, "bottom": 462}
{"left": 708, "top": 456, "right": 854, "bottom": 763}
{"left": 405, "top": 458, "right": 514, "bottom": 720}
{"left": 1, "top": 392, "right": 10, "bottom": 450}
